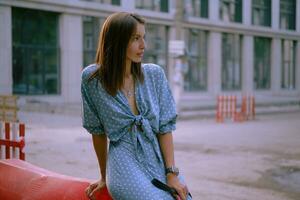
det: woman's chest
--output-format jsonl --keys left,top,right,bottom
{"left": 94, "top": 81, "right": 159, "bottom": 120}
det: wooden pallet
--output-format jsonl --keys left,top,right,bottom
{"left": 0, "top": 95, "right": 19, "bottom": 122}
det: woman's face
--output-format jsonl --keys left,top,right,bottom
{"left": 126, "top": 23, "right": 146, "bottom": 64}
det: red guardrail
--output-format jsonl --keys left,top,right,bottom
{"left": 0, "top": 122, "right": 25, "bottom": 160}
{"left": 216, "top": 95, "right": 255, "bottom": 123}
{"left": 241, "top": 95, "right": 255, "bottom": 120}
{"left": 216, "top": 95, "right": 237, "bottom": 122}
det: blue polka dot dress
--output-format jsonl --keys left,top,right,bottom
{"left": 81, "top": 63, "right": 192, "bottom": 200}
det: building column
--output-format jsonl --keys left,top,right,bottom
{"left": 209, "top": 0, "right": 219, "bottom": 22}
{"left": 272, "top": 0, "right": 280, "bottom": 30}
{"left": 208, "top": 32, "right": 221, "bottom": 95}
{"left": 243, "top": 0, "right": 252, "bottom": 25}
{"left": 242, "top": 36, "right": 254, "bottom": 93}
{"left": 59, "top": 14, "right": 83, "bottom": 103}
{"left": 171, "top": 0, "right": 185, "bottom": 108}
{"left": 296, "top": 41, "right": 300, "bottom": 94}
{"left": 271, "top": 38, "right": 281, "bottom": 94}
{"left": 297, "top": 0, "right": 300, "bottom": 33}
{"left": 121, "top": 0, "right": 134, "bottom": 11}
{"left": 0, "top": 6, "right": 12, "bottom": 95}
{"left": 297, "top": 1, "right": 300, "bottom": 94}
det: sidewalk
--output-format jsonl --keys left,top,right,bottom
{"left": 19, "top": 111, "right": 300, "bottom": 200}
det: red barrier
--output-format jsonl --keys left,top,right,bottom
{"left": 0, "top": 159, "right": 112, "bottom": 200}
{"left": 216, "top": 95, "right": 237, "bottom": 122}
{"left": 0, "top": 122, "right": 25, "bottom": 160}
{"left": 240, "top": 95, "right": 255, "bottom": 120}
{"left": 216, "top": 95, "right": 255, "bottom": 123}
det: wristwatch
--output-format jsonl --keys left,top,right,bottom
{"left": 165, "top": 166, "right": 179, "bottom": 176}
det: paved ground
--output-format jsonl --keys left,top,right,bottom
{"left": 16, "top": 111, "right": 300, "bottom": 200}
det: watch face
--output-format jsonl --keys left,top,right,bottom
{"left": 172, "top": 166, "right": 179, "bottom": 173}
{"left": 172, "top": 167, "right": 179, "bottom": 175}
{"left": 166, "top": 166, "right": 179, "bottom": 175}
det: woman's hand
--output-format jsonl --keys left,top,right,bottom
{"left": 167, "top": 174, "right": 189, "bottom": 200}
{"left": 85, "top": 179, "right": 106, "bottom": 200}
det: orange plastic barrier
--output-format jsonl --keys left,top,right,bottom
{"left": 216, "top": 95, "right": 237, "bottom": 122}
{"left": 0, "top": 122, "right": 25, "bottom": 160}
{"left": 241, "top": 95, "right": 255, "bottom": 120}
{"left": 216, "top": 95, "right": 255, "bottom": 123}
{"left": 0, "top": 159, "right": 112, "bottom": 200}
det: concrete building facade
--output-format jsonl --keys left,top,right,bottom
{"left": 0, "top": 0, "right": 299, "bottom": 112}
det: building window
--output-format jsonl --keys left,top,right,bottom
{"left": 219, "top": 0, "right": 242, "bottom": 23}
{"left": 281, "top": 40, "right": 296, "bottom": 90}
{"left": 136, "top": 0, "right": 168, "bottom": 12}
{"left": 143, "top": 24, "right": 169, "bottom": 74}
{"left": 252, "top": 0, "right": 271, "bottom": 27}
{"left": 254, "top": 37, "right": 271, "bottom": 90}
{"left": 80, "top": 0, "right": 120, "bottom": 5}
{"left": 222, "top": 33, "right": 242, "bottom": 90}
{"left": 12, "top": 7, "right": 60, "bottom": 95}
{"left": 280, "top": 0, "right": 296, "bottom": 30}
{"left": 184, "top": 0, "right": 208, "bottom": 18}
{"left": 184, "top": 29, "right": 208, "bottom": 91}
{"left": 83, "top": 16, "right": 105, "bottom": 67}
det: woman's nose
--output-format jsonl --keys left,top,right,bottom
{"left": 140, "top": 39, "right": 146, "bottom": 49}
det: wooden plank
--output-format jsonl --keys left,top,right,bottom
{"left": 0, "top": 95, "right": 19, "bottom": 122}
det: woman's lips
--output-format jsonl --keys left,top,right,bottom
{"left": 137, "top": 52, "right": 144, "bottom": 57}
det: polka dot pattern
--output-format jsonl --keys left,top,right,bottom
{"left": 81, "top": 63, "right": 191, "bottom": 199}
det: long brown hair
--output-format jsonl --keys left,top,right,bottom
{"left": 89, "top": 12, "right": 145, "bottom": 96}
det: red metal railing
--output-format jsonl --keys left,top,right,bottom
{"left": 0, "top": 122, "right": 25, "bottom": 160}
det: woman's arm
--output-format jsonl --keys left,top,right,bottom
{"left": 85, "top": 134, "right": 108, "bottom": 199}
{"left": 157, "top": 132, "right": 175, "bottom": 168}
{"left": 157, "top": 133, "right": 188, "bottom": 200}
{"left": 92, "top": 134, "right": 107, "bottom": 180}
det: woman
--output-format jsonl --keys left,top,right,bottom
{"left": 81, "top": 12, "right": 192, "bottom": 200}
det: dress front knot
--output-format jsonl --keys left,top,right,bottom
{"left": 133, "top": 115, "right": 143, "bottom": 126}
{"left": 131, "top": 115, "right": 163, "bottom": 164}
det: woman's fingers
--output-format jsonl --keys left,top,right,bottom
{"left": 86, "top": 180, "right": 106, "bottom": 200}
{"left": 85, "top": 186, "right": 91, "bottom": 197}
{"left": 85, "top": 183, "right": 97, "bottom": 199}
{"left": 89, "top": 187, "right": 98, "bottom": 198}
{"left": 184, "top": 185, "right": 189, "bottom": 197}
{"left": 178, "top": 190, "right": 186, "bottom": 200}
{"left": 175, "top": 185, "right": 187, "bottom": 200}
{"left": 167, "top": 176, "right": 189, "bottom": 200}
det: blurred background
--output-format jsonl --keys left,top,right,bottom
{"left": 1, "top": 1, "right": 300, "bottom": 199}
{"left": 0, "top": 0, "right": 300, "bottom": 117}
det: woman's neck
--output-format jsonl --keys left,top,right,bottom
{"left": 125, "top": 59, "right": 132, "bottom": 78}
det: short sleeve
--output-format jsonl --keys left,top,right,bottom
{"left": 157, "top": 67, "right": 177, "bottom": 134}
{"left": 81, "top": 78, "right": 105, "bottom": 135}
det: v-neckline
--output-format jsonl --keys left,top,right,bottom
{"left": 119, "top": 81, "right": 140, "bottom": 116}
